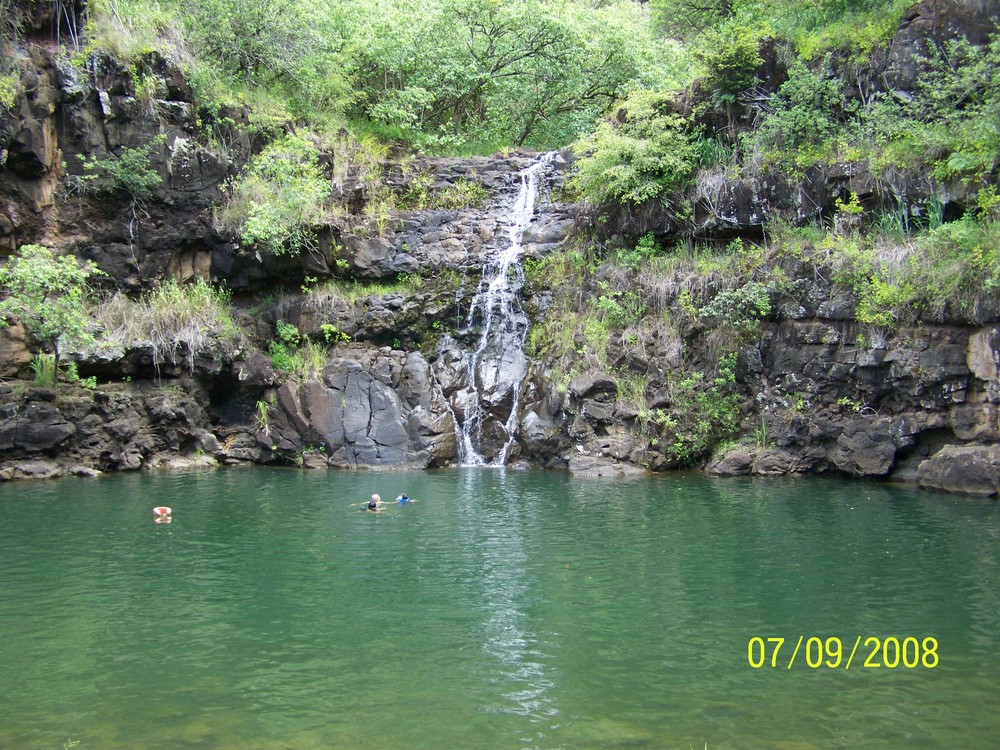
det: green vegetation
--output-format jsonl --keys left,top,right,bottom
{"left": 657, "top": 353, "right": 741, "bottom": 464}
{"left": 267, "top": 320, "right": 329, "bottom": 379}
{"left": 92, "top": 277, "right": 244, "bottom": 370}
{"left": 2, "top": 0, "right": 996, "bottom": 465}
{"left": 400, "top": 176, "right": 491, "bottom": 211}
{"left": 255, "top": 398, "right": 272, "bottom": 437}
{"left": 0, "top": 70, "right": 18, "bottom": 108}
{"left": 30, "top": 353, "right": 57, "bottom": 386}
{"left": 0, "top": 245, "right": 105, "bottom": 381}
{"left": 62, "top": 0, "right": 673, "bottom": 153}
{"left": 572, "top": 1, "right": 997, "bottom": 212}
{"left": 216, "top": 132, "right": 328, "bottom": 255}
{"left": 71, "top": 137, "right": 166, "bottom": 200}
{"left": 571, "top": 90, "right": 701, "bottom": 206}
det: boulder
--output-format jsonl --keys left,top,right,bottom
{"left": 0, "top": 460, "right": 62, "bottom": 481}
{"left": 917, "top": 445, "right": 1000, "bottom": 496}
{"left": 706, "top": 447, "right": 754, "bottom": 476}
{"left": 569, "top": 373, "right": 617, "bottom": 399}
{"left": 753, "top": 449, "right": 810, "bottom": 476}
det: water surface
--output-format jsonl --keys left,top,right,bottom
{"left": 0, "top": 469, "right": 997, "bottom": 749}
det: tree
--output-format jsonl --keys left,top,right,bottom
{"left": 651, "top": 0, "right": 736, "bottom": 38}
{"left": 348, "top": 0, "right": 654, "bottom": 147}
{"left": 0, "top": 245, "right": 104, "bottom": 380}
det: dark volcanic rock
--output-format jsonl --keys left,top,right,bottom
{"left": 259, "top": 348, "right": 457, "bottom": 468}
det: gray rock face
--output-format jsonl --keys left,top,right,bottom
{"left": 0, "top": 401, "right": 75, "bottom": 452}
{"left": 831, "top": 419, "right": 898, "bottom": 477}
{"left": 260, "top": 348, "right": 456, "bottom": 468}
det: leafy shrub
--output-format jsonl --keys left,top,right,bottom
{"left": 72, "top": 137, "right": 165, "bottom": 200}
{"left": 910, "top": 34, "right": 1000, "bottom": 183}
{"left": 692, "top": 21, "right": 763, "bottom": 104}
{"left": 698, "top": 281, "right": 772, "bottom": 335}
{"left": 571, "top": 89, "right": 701, "bottom": 206}
{"left": 746, "top": 57, "right": 844, "bottom": 169}
{"left": 0, "top": 245, "right": 104, "bottom": 378}
{"left": 656, "top": 352, "right": 741, "bottom": 464}
{"left": 0, "top": 71, "right": 18, "bottom": 109}
{"left": 217, "top": 132, "right": 328, "bottom": 255}
{"left": 612, "top": 233, "right": 660, "bottom": 269}
{"left": 594, "top": 282, "right": 646, "bottom": 327}
{"left": 268, "top": 320, "right": 329, "bottom": 378}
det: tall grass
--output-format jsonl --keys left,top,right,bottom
{"left": 83, "top": 0, "right": 188, "bottom": 63}
{"left": 305, "top": 275, "right": 424, "bottom": 309}
{"left": 92, "top": 278, "right": 245, "bottom": 371}
{"left": 31, "top": 353, "right": 56, "bottom": 386}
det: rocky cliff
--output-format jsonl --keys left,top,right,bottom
{"left": 2, "top": 4, "right": 999, "bottom": 496}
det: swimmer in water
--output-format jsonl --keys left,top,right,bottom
{"left": 367, "top": 494, "right": 382, "bottom": 512}
{"left": 396, "top": 493, "right": 411, "bottom": 504}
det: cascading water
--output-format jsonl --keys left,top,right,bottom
{"left": 455, "top": 152, "right": 557, "bottom": 465}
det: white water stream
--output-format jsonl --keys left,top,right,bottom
{"left": 457, "top": 152, "right": 556, "bottom": 465}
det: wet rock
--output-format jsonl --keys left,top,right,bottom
{"left": 149, "top": 453, "right": 219, "bottom": 471}
{"left": 263, "top": 348, "right": 458, "bottom": 468}
{"left": 706, "top": 448, "right": 754, "bottom": 476}
{"left": 753, "top": 448, "right": 811, "bottom": 476}
{"left": 0, "top": 460, "right": 62, "bottom": 481}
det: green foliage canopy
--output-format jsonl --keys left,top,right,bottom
{"left": 345, "top": 0, "right": 661, "bottom": 148}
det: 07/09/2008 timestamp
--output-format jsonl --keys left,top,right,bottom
{"left": 747, "top": 636, "right": 939, "bottom": 670}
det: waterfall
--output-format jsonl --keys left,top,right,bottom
{"left": 456, "top": 152, "right": 556, "bottom": 466}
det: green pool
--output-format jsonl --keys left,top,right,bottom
{"left": 0, "top": 469, "right": 997, "bottom": 749}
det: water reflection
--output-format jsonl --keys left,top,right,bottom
{"left": 457, "top": 469, "right": 558, "bottom": 733}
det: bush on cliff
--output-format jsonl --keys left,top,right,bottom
{"left": 0, "top": 245, "right": 105, "bottom": 380}
{"left": 215, "top": 132, "right": 329, "bottom": 256}
{"left": 571, "top": 90, "right": 702, "bottom": 207}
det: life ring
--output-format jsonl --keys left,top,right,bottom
{"left": 153, "top": 506, "right": 172, "bottom": 518}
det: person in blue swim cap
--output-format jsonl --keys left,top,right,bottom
{"left": 396, "top": 493, "right": 410, "bottom": 504}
